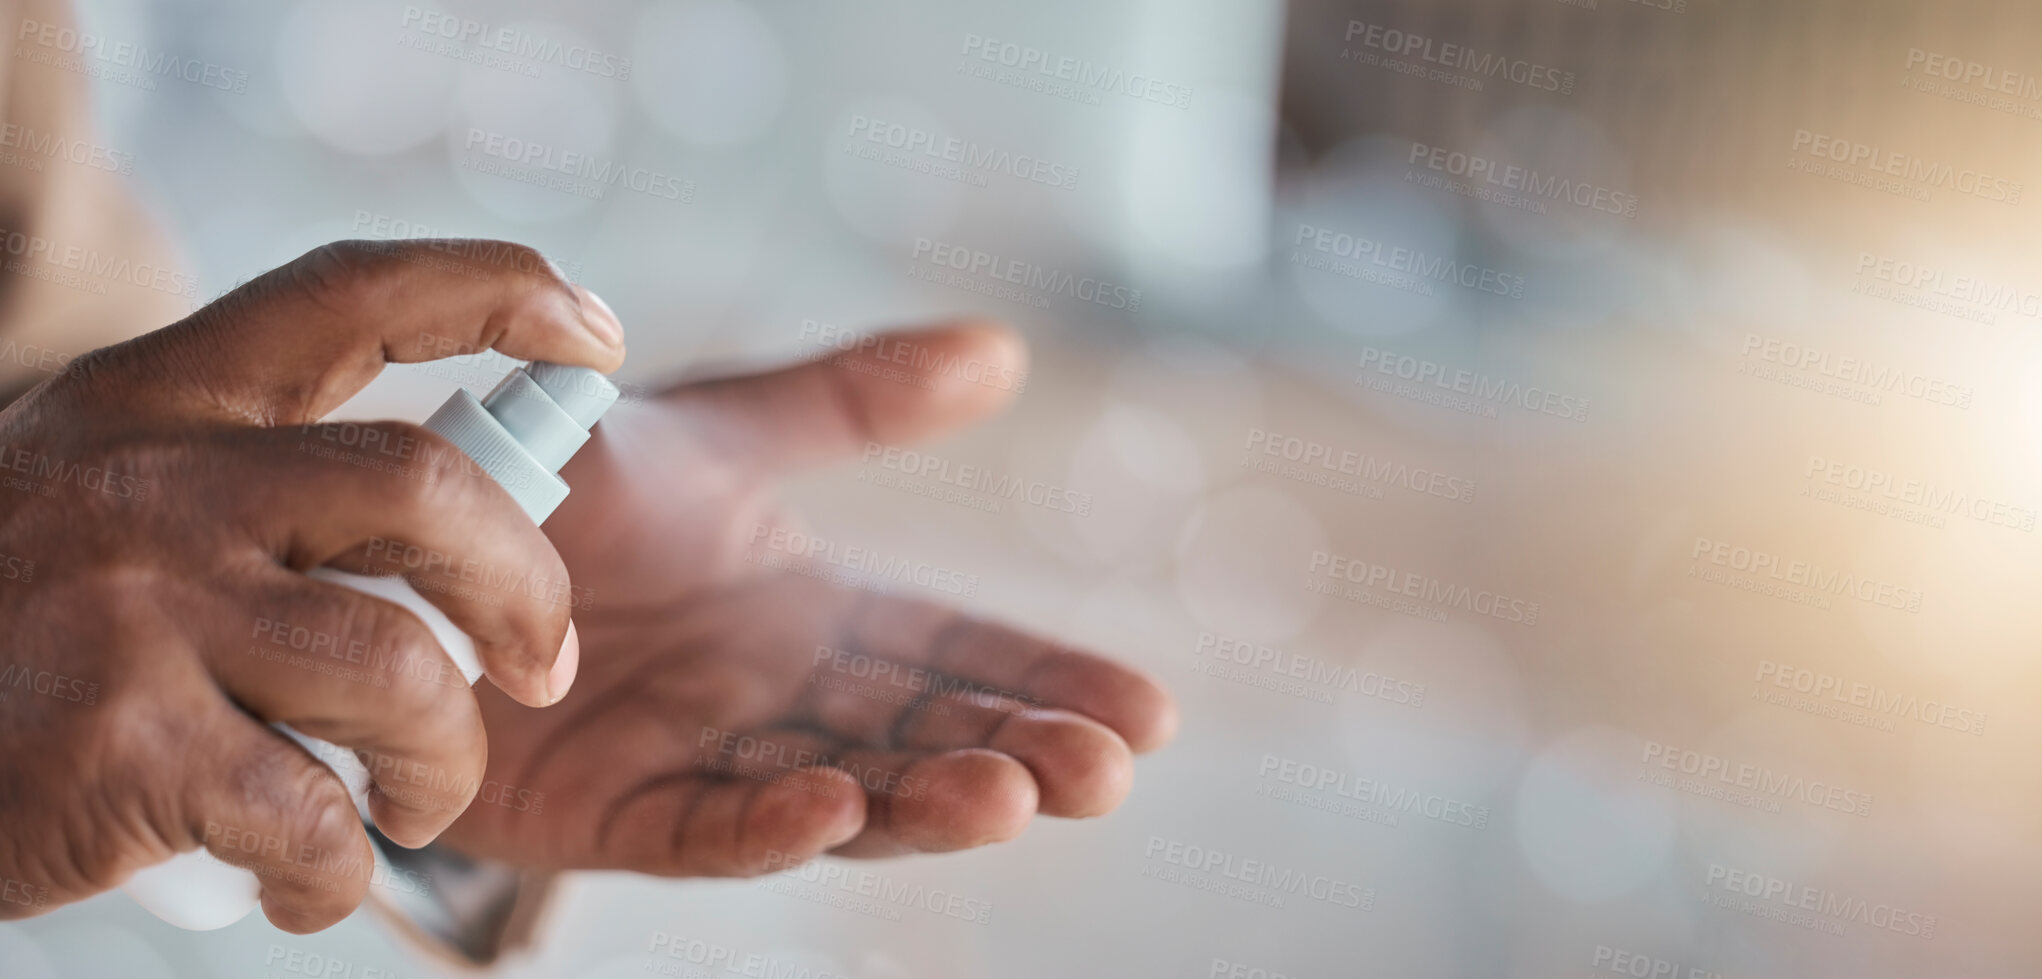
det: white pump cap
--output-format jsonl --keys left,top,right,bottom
{"left": 421, "top": 362, "right": 620, "bottom": 523}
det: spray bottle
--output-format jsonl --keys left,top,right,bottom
{"left": 120, "top": 360, "right": 620, "bottom": 930}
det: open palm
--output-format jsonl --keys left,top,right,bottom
{"left": 442, "top": 322, "right": 1177, "bottom": 876}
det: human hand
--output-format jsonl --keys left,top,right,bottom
{"left": 0, "top": 240, "right": 621, "bottom": 931}
{"left": 445, "top": 322, "right": 1178, "bottom": 875}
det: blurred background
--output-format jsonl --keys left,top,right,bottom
{"left": 5, "top": 0, "right": 2042, "bottom": 975}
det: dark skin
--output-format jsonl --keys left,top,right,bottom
{"left": 451, "top": 323, "right": 1179, "bottom": 874}
{"left": 0, "top": 239, "right": 1176, "bottom": 933}
{"left": 0, "top": 240, "right": 622, "bottom": 932}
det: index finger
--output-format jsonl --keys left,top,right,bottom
{"left": 71, "top": 239, "right": 625, "bottom": 426}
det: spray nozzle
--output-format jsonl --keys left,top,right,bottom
{"left": 422, "top": 362, "right": 621, "bottom": 523}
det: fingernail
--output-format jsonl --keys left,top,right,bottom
{"left": 547, "top": 620, "right": 580, "bottom": 704}
{"left": 575, "top": 286, "right": 625, "bottom": 348}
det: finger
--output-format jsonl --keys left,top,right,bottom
{"left": 960, "top": 709, "right": 1131, "bottom": 818}
{"left": 203, "top": 569, "right": 486, "bottom": 849}
{"left": 664, "top": 321, "right": 1024, "bottom": 473}
{"left": 808, "top": 674, "right": 1134, "bottom": 819}
{"left": 214, "top": 423, "right": 575, "bottom": 708}
{"left": 833, "top": 598, "right": 1179, "bottom": 754}
{"left": 72, "top": 239, "right": 624, "bottom": 425}
{"left": 819, "top": 747, "right": 1038, "bottom": 857}
{"left": 592, "top": 766, "right": 866, "bottom": 877}
{"left": 692, "top": 726, "right": 1035, "bottom": 855}
{"left": 182, "top": 702, "right": 375, "bottom": 933}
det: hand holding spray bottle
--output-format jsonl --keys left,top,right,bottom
{"left": 121, "top": 360, "right": 620, "bottom": 930}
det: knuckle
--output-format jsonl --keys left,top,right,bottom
{"left": 341, "top": 421, "right": 472, "bottom": 519}
{"left": 504, "top": 557, "right": 573, "bottom": 659}
{"left": 492, "top": 240, "right": 552, "bottom": 278}
{"left": 405, "top": 425, "right": 488, "bottom": 488}
{"left": 301, "top": 583, "right": 446, "bottom": 702}
{"left": 484, "top": 240, "right": 574, "bottom": 311}
{"left": 463, "top": 239, "right": 559, "bottom": 286}
{"left": 284, "top": 241, "right": 382, "bottom": 317}
{"left": 70, "top": 667, "right": 206, "bottom": 848}
{"left": 373, "top": 632, "right": 461, "bottom": 722}
{"left": 369, "top": 733, "right": 484, "bottom": 824}
{"left": 281, "top": 770, "right": 358, "bottom": 855}
{"left": 380, "top": 687, "right": 478, "bottom": 774}
{"left": 216, "top": 742, "right": 357, "bottom": 864}
{"left": 88, "top": 669, "right": 193, "bottom": 761}
{"left": 55, "top": 343, "right": 127, "bottom": 393}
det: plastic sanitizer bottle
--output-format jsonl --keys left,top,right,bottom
{"left": 119, "top": 361, "right": 621, "bottom": 931}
